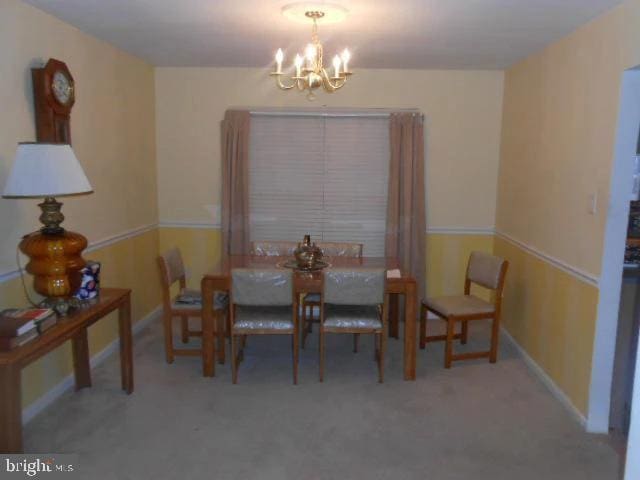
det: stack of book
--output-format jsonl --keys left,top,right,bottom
{"left": 0, "top": 308, "right": 56, "bottom": 351}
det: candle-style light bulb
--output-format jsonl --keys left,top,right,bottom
{"left": 305, "top": 44, "right": 316, "bottom": 61}
{"left": 332, "top": 55, "right": 341, "bottom": 77}
{"left": 294, "top": 54, "right": 303, "bottom": 77}
{"left": 305, "top": 44, "right": 317, "bottom": 70}
{"left": 341, "top": 48, "right": 351, "bottom": 73}
{"left": 275, "top": 48, "right": 284, "bottom": 73}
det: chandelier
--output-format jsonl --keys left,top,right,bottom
{"left": 271, "top": 9, "right": 352, "bottom": 100}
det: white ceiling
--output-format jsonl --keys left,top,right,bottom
{"left": 24, "top": 0, "right": 623, "bottom": 69}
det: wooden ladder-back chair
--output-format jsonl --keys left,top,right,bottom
{"left": 157, "top": 248, "right": 228, "bottom": 364}
{"left": 420, "top": 251, "right": 509, "bottom": 368}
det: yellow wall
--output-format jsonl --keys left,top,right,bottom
{"left": 0, "top": 0, "right": 158, "bottom": 273}
{"left": 494, "top": 237, "right": 599, "bottom": 414}
{"left": 495, "top": 1, "right": 640, "bottom": 416}
{"left": 158, "top": 227, "right": 222, "bottom": 290}
{"left": 625, "top": 0, "right": 640, "bottom": 68}
{"left": 155, "top": 68, "right": 504, "bottom": 302}
{"left": 497, "top": 6, "right": 629, "bottom": 276}
{"left": 0, "top": 0, "right": 161, "bottom": 412}
{"left": 426, "top": 233, "right": 494, "bottom": 299}
{"left": 155, "top": 68, "right": 504, "bottom": 231}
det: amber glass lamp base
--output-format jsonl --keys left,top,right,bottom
{"left": 19, "top": 230, "right": 88, "bottom": 298}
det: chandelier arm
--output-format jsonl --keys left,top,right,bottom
{"left": 320, "top": 69, "right": 346, "bottom": 92}
{"left": 271, "top": 74, "right": 296, "bottom": 90}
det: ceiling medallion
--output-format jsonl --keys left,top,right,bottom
{"left": 271, "top": 3, "right": 352, "bottom": 100}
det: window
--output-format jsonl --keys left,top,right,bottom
{"left": 249, "top": 114, "right": 390, "bottom": 256}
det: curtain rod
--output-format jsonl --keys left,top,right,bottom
{"left": 248, "top": 109, "right": 422, "bottom": 119}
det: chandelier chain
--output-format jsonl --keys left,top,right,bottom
{"left": 311, "top": 18, "right": 319, "bottom": 44}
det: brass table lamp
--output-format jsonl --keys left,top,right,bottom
{"left": 2, "top": 143, "right": 93, "bottom": 303}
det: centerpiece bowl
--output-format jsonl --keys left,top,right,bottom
{"left": 294, "top": 234, "right": 323, "bottom": 270}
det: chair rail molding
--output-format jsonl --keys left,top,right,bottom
{"left": 159, "top": 221, "right": 221, "bottom": 230}
{"left": 159, "top": 223, "right": 496, "bottom": 235}
{"left": 495, "top": 231, "right": 600, "bottom": 287}
{"left": 0, "top": 223, "right": 158, "bottom": 285}
{"left": 426, "top": 226, "right": 495, "bottom": 235}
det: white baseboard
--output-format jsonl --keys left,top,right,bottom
{"left": 501, "top": 327, "right": 587, "bottom": 429}
{"left": 21, "top": 305, "right": 162, "bottom": 425}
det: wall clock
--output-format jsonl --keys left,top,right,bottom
{"left": 31, "top": 58, "right": 75, "bottom": 143}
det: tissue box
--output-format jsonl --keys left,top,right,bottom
{"left": 75, "top": 261, "right": 101, "bottom": 300}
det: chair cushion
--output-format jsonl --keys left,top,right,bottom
{"left": 323, "top": 304, "right": 382, "bottom": 329}
{"left": 172, "top": 288, "right": 228, "bottom": 311}
{"left": 423, "top": 295, "right": 494, "bottom": 317}
{"left": 304, "top": 293, "right": 321, "bottom": 303}
{"left": 233, "top": 305, "right": 294, "bottom": 331}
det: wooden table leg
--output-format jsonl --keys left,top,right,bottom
{"left": 71, "top": 328, "right": 92, "bottom": 390}
{"left": 403, "top": 280, "right": 417, "bottom": 380}
{"left": 201, "top": 278, "right": 215, "bottom": 377}
{"left": 118, "top": 294, "right": 134, "bottom": 394}
{"left": 202, "top": 317, "right": 215, "bottom": 377}
{"left": 0, "top": 364, "right": 22, "bottom": 453}
{"left": 216, "top": 312, "right": 225, "bottom": 365}
{"left": 389, "top": 294, "right": 399, "bottom": 339}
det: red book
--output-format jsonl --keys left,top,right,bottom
{"left": 5, "top": 308, "right": 53, "bottom": 322}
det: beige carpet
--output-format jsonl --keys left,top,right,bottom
{"left": 23, "top": 318, "right": 620, "bottom": 479}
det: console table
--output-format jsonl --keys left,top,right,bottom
{"left": 0, "top": 288, "right": 132, "bottom": 453}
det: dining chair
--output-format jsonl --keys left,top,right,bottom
{"left": 250, "top": 240, "right": 298, "bottom": 256}
{"left": 318, "top": 242, "right": 363, "bottom": 257}
{"left": 229, "top": 268, "right": 298, "bottom": 384}
{"left": 302, "top": 242, "right": 363, "bottom": 349}
{"left": 157, "top": 247, "right": 228, "bottom": 364}
{"left": 420, "top": 251, "right": 509, "bottom": 368}
{"left": 319, "top": 268, "right": 388, "bottom": 382}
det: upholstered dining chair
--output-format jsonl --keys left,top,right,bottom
{"left": 250, "top": 240, "right": 298, "bottom": 256}
{"left": 318, "top": 242, "right": 363, "bottom": 258}
{"left": 157, "top": 247, "right": 228, "bottom": 364}
{"left": 302, "top": 242, "right": 363, "bottom": 348}
{"left": 229, "top": 268, "right": 298, "bottom": 384}
{"left": 319, "top": 268, "right": 388, "bottom": 382}
{"left": 420, "top": 251, "right": 509, "bottom": 368}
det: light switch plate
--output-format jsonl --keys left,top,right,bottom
{"left": 589, "top": 192, "right": 598, "bottom": 215}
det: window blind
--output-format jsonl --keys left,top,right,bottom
{"left": 249, "top": 114, "right": 390, "bottom": 256}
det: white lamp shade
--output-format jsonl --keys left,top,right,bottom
{"left": 2, "top": 143, "right": 93, "bottom": 198}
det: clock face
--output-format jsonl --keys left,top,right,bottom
{"left": 51, "top": 70, "right": 73, "bottom": 105}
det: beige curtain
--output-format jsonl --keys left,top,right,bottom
{"left": 385, "top": 112, "right": 426, "bottom": 299}
{"left": 221, "top": 110, "right": 251, "bottom": 257}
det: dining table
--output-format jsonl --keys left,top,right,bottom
{"left": 200, "top": 255, "right": 418, "bottom": 380}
